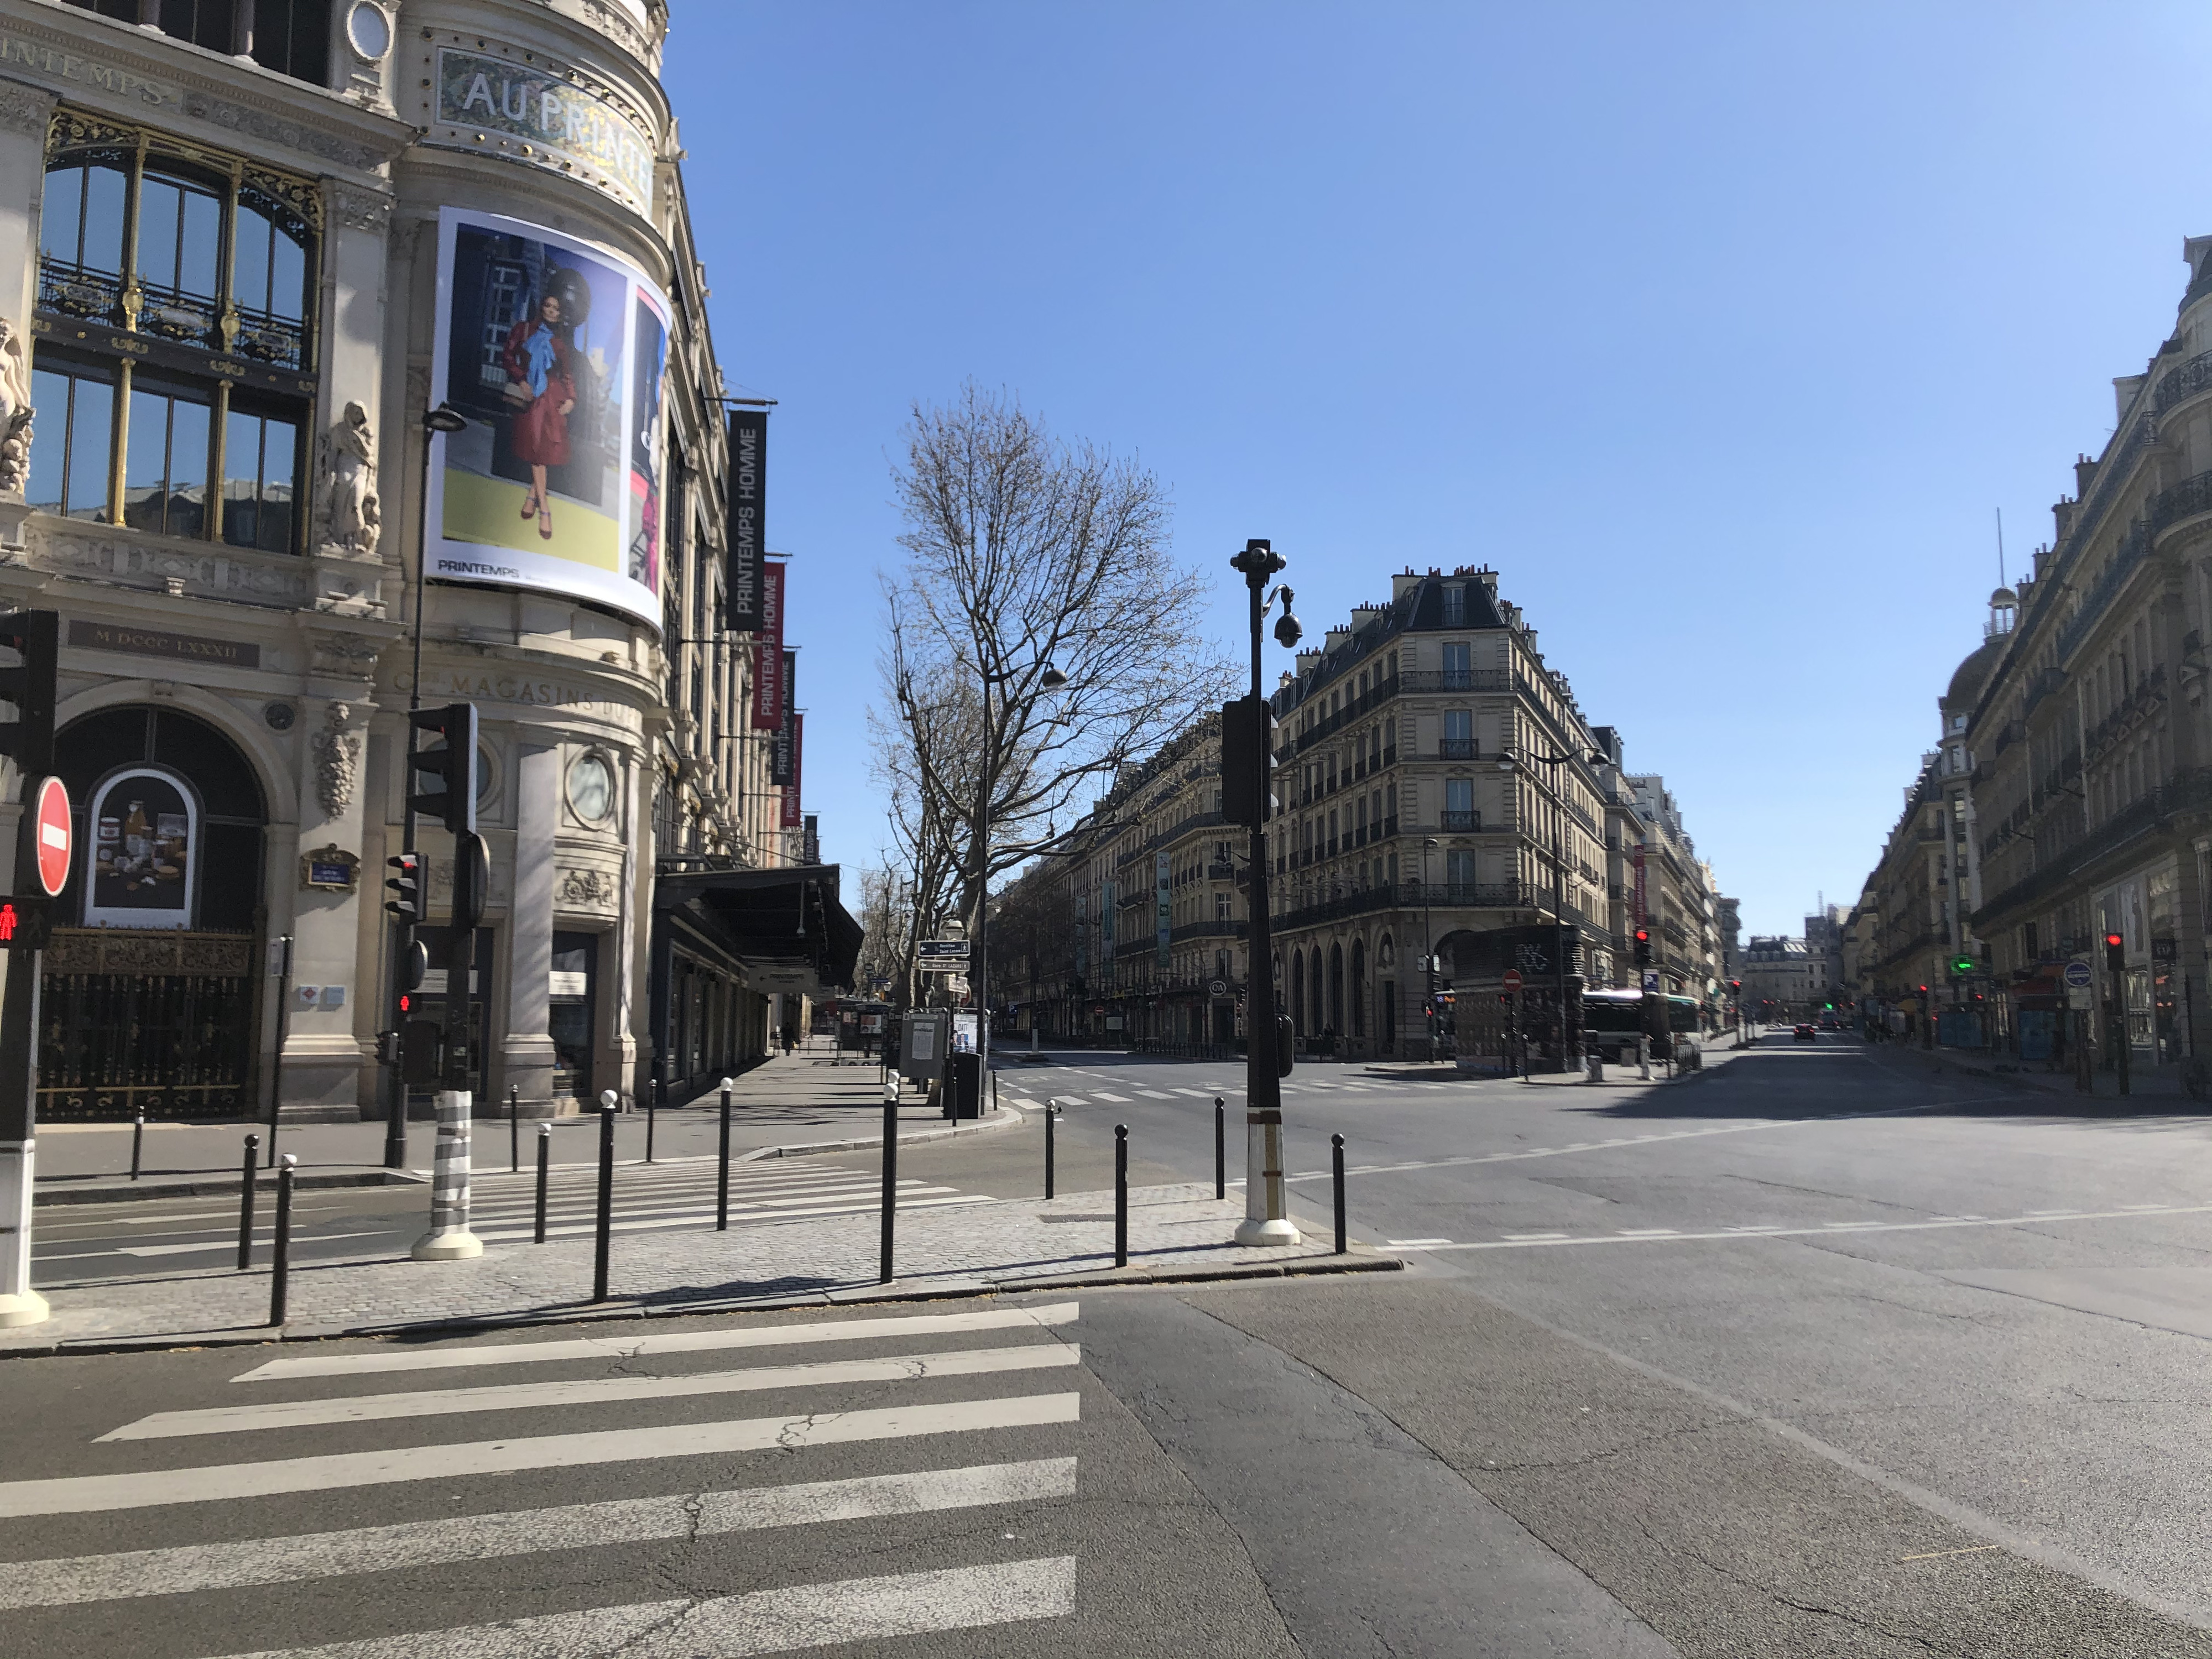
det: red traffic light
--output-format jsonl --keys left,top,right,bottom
{"left": 398, "top": 993, "right": 411, "bottom": 1014}
{"left": 2105, "top": 933, "right": 2124, "bottom": 949}
{"left": 1634, "top": 928, "right": 1649, "bottom": 942}
{"left": 1918, "top": 984, "right": 1928, "bottom": 994}
{"left": 0, "top": 902, "right": 17, "bottom": 942}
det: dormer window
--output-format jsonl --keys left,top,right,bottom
{"left": 1441, "top": 583, "right": 1467, "bottom": 626}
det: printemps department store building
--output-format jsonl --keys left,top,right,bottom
{"left": 0, "top": 0, "right": 855, "bottom": 1126}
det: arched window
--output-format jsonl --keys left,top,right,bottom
{"left": 32, "top": 124, "right": 317, "bottom": 552}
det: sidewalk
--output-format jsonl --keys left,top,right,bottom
{"left": 1863, "top": 1037, "right": 2203, "bottom": 1104}
{"left": 0, "top": 1181, "right": 1401, "bottom": 1355}
{"left": 32, "top": 1051, "right": 1015, "bottom": 1204}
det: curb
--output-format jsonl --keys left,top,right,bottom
{"left": 33, "top": 1167, "right": 426, "bottom": 1208}
{"left": 0, "top": 1250, "right": 1405, "bottom": 1358}
{"left": 737, "top": 1104, "right": 1024, "bottom": 1161}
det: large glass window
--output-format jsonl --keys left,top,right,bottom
{"left": 25, "top": 365, "right": 114, "bottom": 523}
{"left": 124, "top": 383, "right": 211, "bottom": 540}
{"left": 222, "top": 405, "right": 296, "bottom": 554}
{"left": 34, "top": 129, "right": 316, "bottom": 551}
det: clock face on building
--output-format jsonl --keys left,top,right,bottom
{"left": 567, "top": 753, "right": 613, "bottom": 823}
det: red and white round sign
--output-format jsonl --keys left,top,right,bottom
{"left": 33, "top": 774, "right": 70, "bottom": 898}
{"left": 1501, "top": 969, "right": 1524, "bottom": 992}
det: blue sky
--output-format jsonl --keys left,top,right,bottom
{"left": 666, "top": 2, "right": 2212, "bottom": 938}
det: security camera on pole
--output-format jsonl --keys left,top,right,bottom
{"left": 408, "top": 700, "right": 488, "bottom": 1261}
{"left": 0, "top": 611, "right": 60, "bottom": 1325}
{"left": 1224, "top": 539, "right": 1302, "bottom": 1246}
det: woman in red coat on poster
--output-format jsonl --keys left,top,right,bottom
{"left": 503, "top": 291, "right": 577, "bottom": 539}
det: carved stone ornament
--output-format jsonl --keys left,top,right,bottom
{"left": 320, "top": 402, "right": 379, "bottom": 559}
{"left": 0, "top": 81, "right": 54, "bottom": 139}
{"left": 306, "top": 629, "right": 383, "bottom": 680}
{"left": 331, "top": 186, "right": 394, "bottom": 233}
{"left": 0, "top": 318, "right": 32, "bottom": 498}
{"left": 310, "top": 701, "right": 362, "bottom": 817}
{"left": 299, "top": 844, "right": 362, "bottom": 891}
{"left": 556, "top": 866, "right": 618, "bottom": 910}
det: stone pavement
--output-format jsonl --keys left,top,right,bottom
{"left": 0, "top": 1181, "right": 1397, "bottom": 1354}
{"left": 34, "top": 1050, "right": 1000, "bottom": 1202}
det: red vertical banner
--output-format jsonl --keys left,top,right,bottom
{"left": 1632, "top": 842, "right": 1647, "bottom": 926}
{"left": 782, "top": 712, "right": 804, "bottom": 829}
{"left": 752, "top": 560, "right": 786, "bottom": 730}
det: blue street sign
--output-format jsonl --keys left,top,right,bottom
{"left": 2063, "top": 959, "right": 2093, "bottom": 988}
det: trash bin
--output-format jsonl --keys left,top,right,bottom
{"left": 945, "top": 1050, "right": 982, "bottom": 1120}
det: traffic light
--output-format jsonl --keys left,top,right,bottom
{"left": 0, "top": 609, "right": 58, "bottom": 780}
{"left": 2105, "top": 931, "right": 2126, "bottom": 983}
{"left": 1728, "top": 978, "right": 1742, "bottom": 995}
{"left": 384, "top": 852, "right": 422, "bottom": 925}
{"left": 451, "top": 830, "right": 489, "bottom": 942}
{"left": 1219, "top": 695, "right": 1268, "bottom": 827}
{"left": 408, "top": 702, "right": 478, "bottom": 834}
{"left": 1633, "top": 928, "right": 1652, "bottom": 966}
{"left": 1950, "top": 956, "right": 1975, "bottom": 976}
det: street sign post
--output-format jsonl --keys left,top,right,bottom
{"left": 30, "top": 776, "right": 68, "bottom": 899}
{"left": 2063, "top": 958, "right": 2093, "bottom": 989}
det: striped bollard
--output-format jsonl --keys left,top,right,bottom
{"left": 410, "top": 1088, "right": 483, "bottom": 1260}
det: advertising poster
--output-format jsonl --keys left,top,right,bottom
{"left": 782, "top": 712, "right": 804, "bottom": 830}
{"left": 86, "top": 768, "right": 197, "bottom": 929}
{"left": 724, "top": 408, "right": 766, "bottom": 632}
{"left": 753, "top": 560, "right": 786, "bottom": 729}
{"left": 429, "top": 207, "right": 671, "bottom": 629}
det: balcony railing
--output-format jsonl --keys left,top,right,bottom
{"left": 1440, "top": 810, "right": 1479, "bottom": 831}
{"left": 1438, "top": 738, "right": 1477, "bottom": 760}
{"left": 1400, "top": 669, "right": 1508, "bottom": 694}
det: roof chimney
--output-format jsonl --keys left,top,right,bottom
{"left": 1391, "top": 570, "right": 1421, "bottom": 602}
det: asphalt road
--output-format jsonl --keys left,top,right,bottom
{"left": 14, "top": 1035, "right": 2212, "bottom": 1655}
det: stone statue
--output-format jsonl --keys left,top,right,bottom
{"left": 0, "top": 320, "right": 33, "bottom": 498}
{"left": 325, "top": 401, "right": 379, "bottom": 557}
{"left": 310, "top": 701, "right": 362, "bottom": 816}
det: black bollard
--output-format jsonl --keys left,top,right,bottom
{"left": 646, "top": 1078, "right": 659, "bottom": 1165}
{"left": 1213, "top": 1097, "right": 1225, "bottom": 1201}
{"left": 1114, "top": 1124, "right": 1129, "bottom": 1267}
{"left": 1044, "top": 1100, "right": 1057, "bottom": 1199}
{"left": 1332, "top": 1132, "right": 1347, "bottom": 1255}
{"left": 717, "top": 1079, "right": 733, "bottom": 1232}
{"left": 534, "top": 1123, "right": 551, "bottom": 1244}
{"left": 130, "top": 1112, "right": 144, "bottom": 1182}
{"left": 268, "top": 1154, "right": 296, "bottom": 1327}
{"left": 509, "top": 1084, "right": 520, "bottom": 1174}
{"left": 592, "top": 1103, "right": 615, "bottom": 1302}
{"left": 236, "top": 1133, "right": 259, "bottom": 1269}
{"left": 879, "top": 1082, "right": 899, "bottom": 1284}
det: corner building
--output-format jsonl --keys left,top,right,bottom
{"left": 0, "top": 0, "right": 849, "bottom": 1125}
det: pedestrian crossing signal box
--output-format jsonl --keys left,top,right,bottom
{"left": 0, "top": 895, "right": 49, "bottom": 950}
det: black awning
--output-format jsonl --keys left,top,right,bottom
{"left": 653, "top": 863, "right": 863, "bottom": 997}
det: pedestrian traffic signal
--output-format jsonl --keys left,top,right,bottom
{"left": 384, "top": 852, "right": 422, "bottom": 924}
{"left": 1219, "top": 695, "right": 1269, "bottom": 826}
{"left": 0, "top": 609, "right": 58, "bottom": 780}
{"left": 408, "top": 702, "right": 478, "bottom": 834}
{"left": 1632, "top": 928, "right": 1651, "bottom": 966}
{"left": 451, "top": 830, "right": 489, "bottom": 941}
{"left": 0, "top": 895, "right": 49, "bottom": 950}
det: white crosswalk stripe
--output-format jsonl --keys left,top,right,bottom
{"left": 6, "top": 1300, "right": 1086, "bottom": 1656}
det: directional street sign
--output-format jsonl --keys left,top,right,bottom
{"left": 2063, "top": 958, "right": 2093, "bottom": 989}
{"left": 1501, "top": 969, "right": 1524, "bottom": 992}
{"left": 917, "top": 940, "right": 970, "bottom": 960}
{"left": 31, "top": 775, "right": 69, "bottom": 898}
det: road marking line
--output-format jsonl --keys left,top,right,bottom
{"left": 0, "top": 1393, "right": 1082, "bottom": 1517}
{"left": 1899, "top": 1544, "right": 2002, "bottom": 1563}
{"left": 216, "top": 1556, "right": 1077, "bottom": 1658}
{"left": 1172, "top": 1088, "right": 1214, "bottom": 1098}
{"left": 232, "top": 1302, "right": 1082, "bottom": 1381}
{"left": 1615, "top": 1228, "right": 1679, "bottom": 1237}
{"left": 471, "top": 1194, "right": 994, "bottom": 1244}
{"left": 106, "top": 1343, "right": 1083, "bottom": 1441}
{"left": 1418, "top": 1204, "right": 2212, "bottom": 1253}
{"left": 1089, "top": 1092, "right": 1131, "bottom": 1102}
{"left": 1009, "top": 1098, "right": 1043, "bottom": 1110}
{"left": 71, "top": 1229, "right": 395, "bottom": 1260}
{"left": 0, "top": 1458, "right": 1079, "bottom": 1609}
{"left": 1053, "top": 1095, "right": 1089, "bottom": 1106}
{"left": 1386, "top": 1238, "right": 1453, "bottom": 1247}
{"left": 1501, "top": 1232, "right": 1570, "bottom": 1241}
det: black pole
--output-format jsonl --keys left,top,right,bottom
{"left": 646, "top": 1077, "right": 659, "bottom": 1164}
{"left": 591, "top": 1103, "right": 615, "bottom": 1302}
{"left": 129, "top": 1111, "right": 143, "bottom": 1182}
{"left": 1114, "top": 1123, "right": 1129, "bottom": 1267}
{"left": 267, "top": 932, "right": 291, "bottom": 1168}
{"left": 1332, "top": 1131, "right": 1347, "bottom": 1255}
{"left": 1213, "top": 1096, "right": 1225, "bottom": 1200}
{"left": 508, "top": 1084, "right": 519, "bottom": 1173}
{"left": 533, "top": 1123, "right": 550, "bottom": 1244}
{"left": 879, "top": 1084, "right": 898, "bottom": 1284}
{"left": 268, "top": 1153, "right": 295, "bottom": 1326}
{"left": 716, "top": 1081, "right": 732, "bottom": 1231}
{"left": 1045, "top": 1100, "right": 1057, "bottom": 1199}
{"left": 236, "top": 1132, "right": 258, "bottom": 1269}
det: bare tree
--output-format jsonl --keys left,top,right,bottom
{"left": 882, "top": 385, "right": 1234, "bottom": 980}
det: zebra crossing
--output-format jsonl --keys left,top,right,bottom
{"left": 1011, "top": 1074, "right": 1436, "bottom": 1110}
{"left": 32, "top": 1154, "right": 996, "bottom": 1280}
{"left": 2, "top": 1300, "right": 1086, "bottom": 1656}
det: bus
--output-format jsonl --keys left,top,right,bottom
{"left": 1582, "top": 988, "right": 1700, "bottom": 1063}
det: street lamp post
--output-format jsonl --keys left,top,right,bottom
{"left": 1229, "top": 539, "right": 1301, "bottom": 1246}
{"left": 384, "top": 402, "right": 470, "bottom": 1171}
{"left": 1421, "top": 835, "right": 1438, "bottom": 1062}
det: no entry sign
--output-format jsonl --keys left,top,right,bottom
{"left": 32, "top": 775, "right": 69, "bottom": 898}
{"left": 1502, "top": 969, "right": 1523, "bottom": 992}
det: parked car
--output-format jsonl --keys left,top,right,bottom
{"left": 1793, "top": 1023, "right": 1817, "bottom": 1041}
